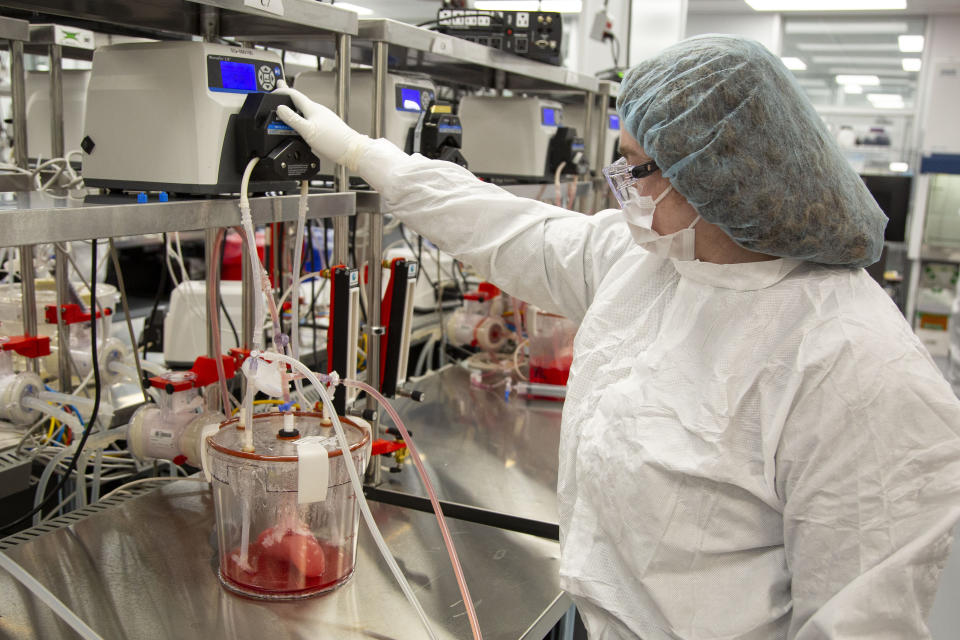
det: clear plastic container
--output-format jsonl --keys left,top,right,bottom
{"left": 525, "top": 308, "right": 577, "bottom": 386}
{"left": 0, "top": 282, "right": 120, "bottom": 380}
{"left": 206, "top": 411, "right": 371, "bottom": 600}
{"left": 0, "top": 282, "right": 119, "bottom": 339}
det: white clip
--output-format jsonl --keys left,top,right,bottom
{"left": 199, "top": 423, "right": 221, "bottom": 483}
{"left": 294, "top": 436, "right": 330, "bottom": 504}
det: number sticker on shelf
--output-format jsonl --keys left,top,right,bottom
{"left": 244, "top": 0, "right": 285, "bottom": 17}
{"left": 431, "top": 37, "right": 452, "bottom": 55}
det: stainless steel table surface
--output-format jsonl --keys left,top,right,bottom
{"left": 377, "top": 365, "right": 563, "bottom": 530}
{"left": 0, "top": 481, "right": 568, "bottom": 640}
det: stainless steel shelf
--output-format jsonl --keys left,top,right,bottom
{"left": 0, "top": 15, "right": 29, "bottom": 41}
{"left": 0, "top": 481, "right": 569, "bottom": 640}
{"left": 921, "top": 244, "right": 960, "bottom": 264}
{"left": 0, "top": 173, "right": 32, "bottom": 192}
{"left": 0, "top": 0, "right": 357, "bottom": 42}
{"left": 0, "top": 191, "right": 356, "bottom": 246}
{"left": 380, "top": 366, "right": 563, "bottom": 531}
{"left": 354, "top": 18, "right": 598, "bottom": 93}
{"left": 355, "top": 189, "right": 383, "bottom": 214}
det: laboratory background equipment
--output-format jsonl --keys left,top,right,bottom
{"left": 82, "top": 41, "right": 317, "bottom": 194}
{"left": 459, "top": 95, "right": 584, "bottom": 181}
{"left": 434, "top": 8, "right": 563, "bottom": 66}
{"left": 566, "top": 101, "right": 621, "bottom": 166}
{"left": 25, "top": 70, "right": 89, "bottom": 161}
{"left": 294, "top": 70, "right": 466, "bottom": 174}
{"left": 525, "top": 307, "right": 576, "bottom": 387}
{"left": 0, "top": 5, "right": 620, "bottom": 639}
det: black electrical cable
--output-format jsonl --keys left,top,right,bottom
{"left": 609, "top": 35, "right": 621, "bottom": 68}
{"left": 306, "top": 219, "right": 319, "bottom": 365}
{"left": 455, "top": 259, "right": 470, "bottom": 294}
{"left": 347, "top": 217, "right": 367, "bottom": 323}
{"left": 141, "top": 232, "right": 169, "bottom": 358}
{"left": 400, "top": 224, "right": 435, "bottom": 290}
{"left": 1, "top": 241, "right": 102, "bottom": 536}
{"left": 218, "top": 233, "right": 240, "bottom": 349}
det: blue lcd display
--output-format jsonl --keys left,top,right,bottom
{"left": 542, "top": 107, "right": 558, "bottom": 127}
{"left": 399, "top": 87, "right": 423, "bottom": 112}
{"left": 609, "top": 114, "right": 621, "bottom": 130}
{"left": 220, "top": 60, "right": 256, "bottom": 92}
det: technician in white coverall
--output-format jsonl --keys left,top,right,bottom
{"left": 279, "top": 35, "right": 960, "bottom": 639}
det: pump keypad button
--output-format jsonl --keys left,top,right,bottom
{"left": 258, "top": 65, "right": 276, "bottom": 91}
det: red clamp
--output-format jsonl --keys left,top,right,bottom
{"left": 44, "top": 304, "right": 112, "bottom": 326}
{"left": 371, "top": 439, "right": 407, "bottom": 457}
{"left": 1, "top": 335, "right": 52, "bottom": 358}
{"left": 190, "top": 354, "right": 238, "bottom": 388}
{"left": 148, "top": 354, "right": 238, "bottom": 392}
{"left": 229, "top": 348, "right": 250, "bottom": 368}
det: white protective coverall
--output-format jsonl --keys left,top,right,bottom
{"left": 356, "top": 139, "right": 960, "bottom": 639}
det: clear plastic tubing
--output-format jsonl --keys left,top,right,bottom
{"left": 239, "top": 157, "right": 263, "bottom": 451}
{"left": 106, "top": 361, "right": 139, "bottom": 382}
{"left": 514, "top": 381, "right": 567, "bottom": 399}
{"left": 0, "top": 552, "right": 105, "bottom": 640}
{"left": 22, "top": 397, "right": 83, "bottom": 435}
{"left": 38, "top": 390, "right": 97, "bottom": 410}
{"left": 343, "top": 377, "right": 483, "bottom": 640}
{"left": 256, "top": 351, "right": 442, "bottom": 640}
{"left": 137, "top": 359, "right": 168, "bottom": 377}
{"left": 289, "top": 180, "right": 309, "bottom": 407}
{"left": 205, "top": 226, "right": 233, "bottom": 413}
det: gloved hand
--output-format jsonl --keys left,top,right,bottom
{"left": 274, "top": 83, "right": 372, "bottom": 171}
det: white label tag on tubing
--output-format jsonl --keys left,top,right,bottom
{"left": 295, "top": 437, "right": 329, "bottom": 504}
{"left": 244, "top": 0, "right": 284, "bottom": 17}
{"left": 199, "top": 423, "right": 221, "bottom": 483}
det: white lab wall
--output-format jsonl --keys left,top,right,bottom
{"left": 684, "top": 12, "right": 782, "bottom": 54}
{"left": 564, "top": 0, "right": 631, "bottom": 76}
{"left": 918, "top": 15, "right": 960, "bottom": 154}
{"left": 912, "top": 16, "right": 960, "bottom": 640}
{"left": 627, "top": 0, "right": 688, "bottom": 66}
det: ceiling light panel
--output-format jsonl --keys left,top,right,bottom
{"left": 812, "top": 56, "right": 904, "bottom": 65}
{"left": 898, "top": 35, "right": 924, "bottom": 52}
{"left": 785, "top": 21, "right": 908, "bottom": 34}
{"left": 828, "top": 67, "right": 911, "bottom": 77}
{"left": 795, "top": 42, "right": 900, "bottom": 52}
{"left": 473, "top": 0, "right": 583, "bottom": 11}
{"left": 747, "top": 0, "right": 905, "bottom": 9}
{"left": 835, "top": 74, "right": 880, "bottom": 85}
{"left": 901, "top": 58, "right": 922, "bottom": 71}
{"left": 781, "top": 57, "right": 807, "bottom": 70}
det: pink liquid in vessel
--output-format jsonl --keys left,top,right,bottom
{"left": 222, "top": 527, "right": 353, "bottom": 598}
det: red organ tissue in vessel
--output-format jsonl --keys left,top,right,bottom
{"left": 206, "top": 412, "right": 371, "bottom": 600}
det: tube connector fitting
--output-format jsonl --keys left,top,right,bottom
{"left": 348, "top": 407, "right": 378, "bottom": 422}
{"left": 396, "top": 388, "right": 425, "bottom": 403}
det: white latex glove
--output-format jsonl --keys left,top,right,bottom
{"left": 274, "top": 83, "right": 372, "bottom": 171}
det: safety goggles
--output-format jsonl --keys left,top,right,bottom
{"left": 602, "top": 156, "right": 660, "bottom": 207}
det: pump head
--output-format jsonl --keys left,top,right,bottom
{"left": 236, "top": 93, "right": 321, "bottom": 182}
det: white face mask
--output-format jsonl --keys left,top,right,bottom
{"left": 622, "top": 185, "right": 700, "bottom": 261}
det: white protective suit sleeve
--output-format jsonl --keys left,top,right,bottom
{"left": 776, "top": 313, "right": 960, "bottom": 639}
{"left": 356, "top": 139, "right": 634, "bottom": 323}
